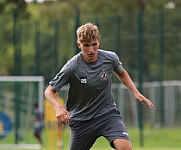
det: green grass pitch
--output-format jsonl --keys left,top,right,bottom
{"left": 0, "top": 127, "right": 181, "bottom": 150}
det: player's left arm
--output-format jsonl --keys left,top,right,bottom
{"left": 115, "top": 68, "right": 154, "bottom": 108}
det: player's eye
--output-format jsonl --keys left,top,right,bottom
{"left": 83, "top": 44, "right": 89, "bottom": 47}
{"left": 92, "top": 43, "right": 97, "bottom": 46}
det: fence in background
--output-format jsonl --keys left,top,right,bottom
{"left": 0, "top": 10, "right": 180, "bottom": 83}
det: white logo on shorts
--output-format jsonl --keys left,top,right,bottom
{"left": 123, "top": 132, "right": 129, "bottom": 136}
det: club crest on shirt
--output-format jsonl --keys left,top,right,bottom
{"left": 99, "top": 70, "right": 109, "bottom": 80}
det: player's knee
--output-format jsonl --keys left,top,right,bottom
{"left": 123, "top": 145, "right": 132, "bottom": 150}
{"left": 113, "top": 139, "right": 132, "bottom": 150}
{"left": 119, "top": 144, "right": 132, "bottom": 150}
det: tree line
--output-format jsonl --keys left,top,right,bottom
{"left": 0, "top": 0, "right": 180, "bottom": 83}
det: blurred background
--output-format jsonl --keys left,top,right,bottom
{"left": 0, "top": 0, "right": 180, "bottom": 149}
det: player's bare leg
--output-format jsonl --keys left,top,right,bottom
{"left": 113, "top": 139, "right": 132, "bottom": 150}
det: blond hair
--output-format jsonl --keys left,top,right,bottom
{"left": 76, "top": 22, "right": 100, "bottom": 43}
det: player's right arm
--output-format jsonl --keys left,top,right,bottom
{"left": 44, "top": 85, "right": 69, "bottom": 124}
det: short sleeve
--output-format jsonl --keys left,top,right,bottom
{"left": 112, "top": 52, "right": 123, "bottom": 74}
{"left": 49, "top": 62, "right": 71, "bottom": 92}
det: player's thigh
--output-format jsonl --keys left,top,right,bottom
{"left": 101, "top": 115, "right": 131, "bottom": 149}
{"left": 69, "top": 120, "right": 98, "bottom": 150}
{"left": 69, "top": 134, "right": 97, "bottom": 150}
{"left": 113, "top": 139, "right": 132, "bottom": 150}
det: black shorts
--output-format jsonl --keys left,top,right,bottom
{"left": 69, "top": 110, "right": 130, "bottom": 150}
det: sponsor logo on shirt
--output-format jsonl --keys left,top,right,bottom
{"left": 80, "top": 78, "right": 87, "bottom": 84}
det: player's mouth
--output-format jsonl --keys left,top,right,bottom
{"left": 88, "top": 53, "right": 95, "bottom": 58}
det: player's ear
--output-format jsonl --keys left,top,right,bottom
{"left": 77, "top": 41, "right": 81, "bottom": 49}
{"left": 98, "top": 37, "right": 100, "bottom": 45}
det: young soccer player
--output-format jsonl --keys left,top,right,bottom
{"left": 45, "top": 22, "right": 154, "bottom": 150}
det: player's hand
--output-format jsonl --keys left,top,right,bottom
{"left": 55, "top": 106, "right": 69, "bottom": 124}
{"left": 134, "top": 92, "right": 154, "bottom": 108}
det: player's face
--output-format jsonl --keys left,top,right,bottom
{"left": 77, "top": 39, "right": 100, "bottom": 63}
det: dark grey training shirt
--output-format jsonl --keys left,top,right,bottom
{"left": 49, "top": 49, "right": 123, "bottom": 121}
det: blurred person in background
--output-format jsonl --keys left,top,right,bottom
{"left": 33, "top": 102, "right": 44, "bottom": 145}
